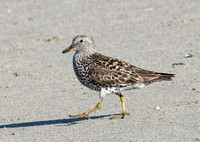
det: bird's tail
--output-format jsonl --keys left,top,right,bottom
{"left": 156, "top": 73, "right": 175, "bottom": 81}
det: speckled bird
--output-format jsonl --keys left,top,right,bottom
{"left": 62, "top": 35, "right": 175, "bottom": 119}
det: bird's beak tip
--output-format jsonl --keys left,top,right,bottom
{"left": 62, "top": 45, "right": 75, "bottom": 54}
{"left": 62, "top": 50, "right": 66, "bottom": 54}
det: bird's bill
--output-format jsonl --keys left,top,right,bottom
{"left": 62, "top": 44, "right": 75, "bottom": 53}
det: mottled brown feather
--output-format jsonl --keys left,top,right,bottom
{"left": 88, "top": 53, "right": 174, "bottom": 87}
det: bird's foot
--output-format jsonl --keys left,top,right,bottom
{"left": 69, "top": 113, "right": 89, "bottom": 119}
{"left": 110, "top": 112, "right": 130, "bottom": 120}
{"left": 69, "top": 103, "right": 102, "bottom": 119}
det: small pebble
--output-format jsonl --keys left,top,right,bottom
{"left": 172, "top": 62, "right": 185, "bottom": 68}
{"left": 8, "top": 9, "right": 12, "bottom": 13}
{"left": 185, "top": 54, "right": 193, "bottom": 58}
{"left": 48, "top": 64, "right": 54, "bottom": 67}
{"left": 181, "top": 19, "right": 188, "bottom": 23}
{"left": 155, "top": 106, "right": 160, "bottom": 110}
{"left": 13, "top": 72, "right": 20, "bottom": 76}
{"left": 145, "top": 8, "right": 153, "bottom": 12}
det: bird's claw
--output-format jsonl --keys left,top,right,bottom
{"left": 110, "top": 112, "right": 130, "bottom": 120}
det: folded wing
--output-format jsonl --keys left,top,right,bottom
{"left": 88, "top": 53, "right": 175, "bottom": 87}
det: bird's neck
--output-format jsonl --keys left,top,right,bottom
{"left": 73, "top": 49, "right": 96, "bottom": 62}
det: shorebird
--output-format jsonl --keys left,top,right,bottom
{"left": 62, "top": 35, "right": 175, "bottom": 119}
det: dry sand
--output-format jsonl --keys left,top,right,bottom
{"left": 0, "top": 0, "right": 200, "bottom": 141}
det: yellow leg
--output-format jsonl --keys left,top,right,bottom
{"left": 110, "top": 93, "right": 130, "bottom": 119}
{"left": 69, "top": 102, "right": 102, "bottom": 118}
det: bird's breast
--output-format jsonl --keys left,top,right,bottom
{"left": 72, "top": 54, "right": 101, "bottom": 91}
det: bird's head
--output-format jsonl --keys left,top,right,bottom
{"left": 62, "top": 35, "right": 95, "bottom": 54}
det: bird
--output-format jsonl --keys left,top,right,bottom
{"left": 62, "top": 35, "right": 175, "bottom": 119}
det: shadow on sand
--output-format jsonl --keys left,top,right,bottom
{"left": 0, "top": 114, "right": 119, "bottom": 128}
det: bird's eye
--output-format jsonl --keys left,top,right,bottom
{"left": 80, "top": 40, "right": 83, "bottom": 43}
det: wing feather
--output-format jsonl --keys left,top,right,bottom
{"left": 88, "top": 53, "right": 142, "bottom": 86}
{"left": 87, "top": 53, "right": 174, "bottom": 87}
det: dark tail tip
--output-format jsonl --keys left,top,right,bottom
{"left": 157, "top": 73, "right": 175, "bottom": 81}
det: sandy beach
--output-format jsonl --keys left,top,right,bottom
{"left": 0, "top": 0, "right": 200, "bottom": 141}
